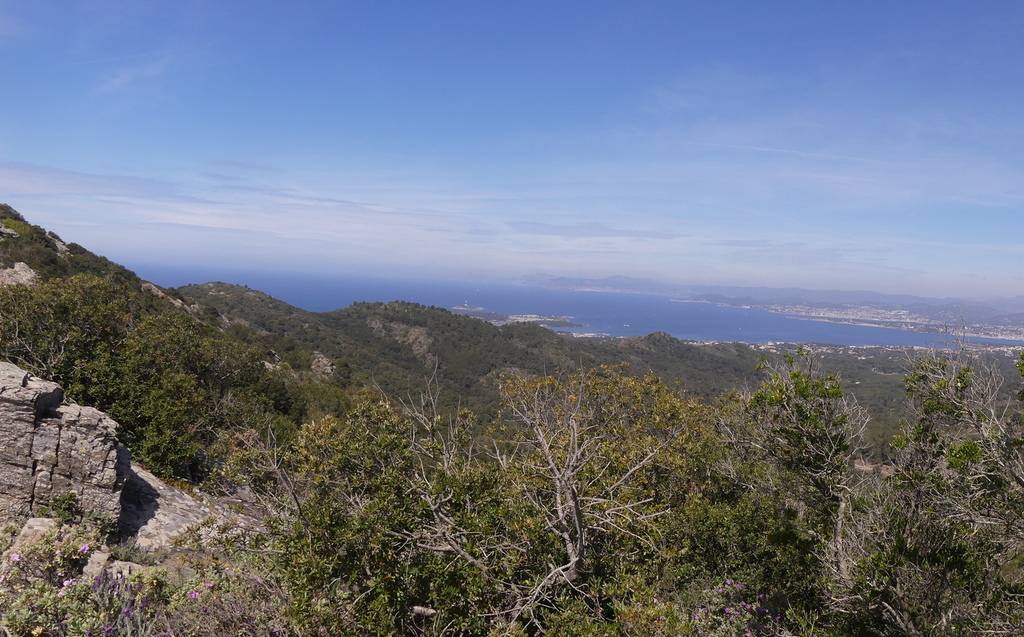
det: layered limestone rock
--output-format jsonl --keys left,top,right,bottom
{"left": 0, "top": 362, "right": 129, "bottom": 521}
{"left": 1, "top": 361, "right": 259, "bottom": 554}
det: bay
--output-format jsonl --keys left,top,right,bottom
{"left": 134, "top": 266, "right": 1022, "bottom": 348}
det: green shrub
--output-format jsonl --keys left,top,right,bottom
{"left": 1, "top": 216, "right": 31, "bottom": 236}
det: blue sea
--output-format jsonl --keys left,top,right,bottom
{"left": 134, "top": 266, "right": 1022, "bottom": 348}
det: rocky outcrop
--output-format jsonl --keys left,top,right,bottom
{"left": 142, "top": 281, "right": 182, "bottom": 309}
{"left": 1, "top": 517, "right": 57, "bottom": 558}
{"left": 141, "top": 281, "right": 205, "bottom": 317}
{"left": 119, "top": 465, "right": 261, "bottom": 550}
{"left": 0, "top": 262, "right": 37, "bottom": 286}
{"left": 119, "top": 466, "right": 212, "bottom": 550}
{"left": 1, "top": 361, "right": 260, "bottom": 554}
{"left": 48, "top": 233, "right": 70, "bottom": 255}
{"left": 0, "top": 362, "right": 129, "bottom": 521}
{"left": 367, "top": 318, "right": 437, "bottom": 367}
{"left": 310, "top": 351, "right": 336, "bottom": 380}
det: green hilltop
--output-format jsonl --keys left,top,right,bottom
{"left": 176, "top": 280, "right": 929, "bottom": 450}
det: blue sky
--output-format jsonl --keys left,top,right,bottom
{"left": 1, "top": 1, "right": 1023, "bottom": 297}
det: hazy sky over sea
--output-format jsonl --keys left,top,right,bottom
{"left": 1, "top": 1, "right": 1023, "bottom": 297}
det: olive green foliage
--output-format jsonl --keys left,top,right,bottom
{"left": 747, "top": 356, "right": 863, "bottom": 516}
{"left": 103, "top": 312, "right": 267, "bottom": 478}
{"left": 175, "top": 281, "right": 1015, "bottom": 458}
{"left": 819, "top": 351, "right": 1024, "bottom": 635}
{"left": 226, "top": 368, "right": 828, "bottom": 634}
{"left": 219, "top": 353, "right": 1024, "bottom": 635}
{"left": 266, "top": 404, "right": 428, "bottom": 635}
{"left": 0, "top": 205, "right": 357, "bottom": 479}
{"left": 0, "top": 274, "right": 134, "bottom": 387}
{"left": 0, "top": 273, "right": 344, "bottom": 480}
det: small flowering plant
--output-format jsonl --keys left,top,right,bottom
{"left": 160, "top": 571, "right": 290, "bottom": 637}
{"left": 0, "top": 523, "right": 168, "bottom": 637}
{"left": 688, "top": 578, "right": 782, "bottom": 636}
{"left": 174, "top": 575, "right": 221, "bottom": 605}
{"left": 2, "top": 571, "right": 164, "bottom": 636}
{"left": 1, "top": 520, "right": 283, "bottom": 636}
{"left": 2, "top": 525, "right": 100, "bottom": 588}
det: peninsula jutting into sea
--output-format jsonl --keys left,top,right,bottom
{"left": 523, "top": 275, "right": 1024, "bottom": 343}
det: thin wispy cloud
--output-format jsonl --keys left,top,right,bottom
{"left": 96, "top": 53, "right": 173, "bottom": 92}
{"left": 508, "top": 221, "right": 687, "bottom": 240}
{"left": 680, "top": 140, "right": 902, "bottom": 167}
{"left": 2, "top": 2, "right": 1023, "bottom": 295}
{"left": 1, "top": 157, "right": 1018, "bottom": 295}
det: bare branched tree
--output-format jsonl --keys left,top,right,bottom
{"left": 905, "top": 349, "right": 1024, "bottom": 542}
{"left": 823, "top": 348, "right": 1024, "bottom": 635}
{"left": 400, "top": 369, "right": 670, "bottom": 631}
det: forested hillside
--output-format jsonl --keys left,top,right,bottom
{"left": 179, "top": 281, "right": 1024, "bottom": 454}
{"left": 4, "top": 200, "right": 1019, "bottom": 468}
{"left": 181, "top": 280, "right": 777, "bottom": 404}
{"left": 2, "top": 204, "right": 1023, "bottom": 635}
{"left": 0, "top": 206, "right": 349, "bottom": 479}
{"left": 3, "top": 204, "right": 988, "bottom": 457}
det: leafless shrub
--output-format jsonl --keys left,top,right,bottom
{"left": 400, "top": 369, "right": 671, "bottom": 630}
{"left": 822, "top": 348, "right": 1024, "bottom": 635}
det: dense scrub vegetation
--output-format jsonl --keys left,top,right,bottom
{"left": 221, "top": 355, "right": 1024, "bottom": 633}
{"left": 3, "top": 205, "right": 1024, "bottom": 634}
{"left": 4, "top": 356, "right": 1022, "bottom": 635}
{"left": 0, "top": 205, "right": 139, "bottom": 286}
{"left": 0, "top": 273, "right": 348, "bottom": 480}
{"left": 182, "top": 281, "right": 1019, "bottom": 457}
{"left": 0, "top": 206, "right": 355, "bottom": 480}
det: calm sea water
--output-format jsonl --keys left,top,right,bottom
{"left": 135, "top": 266, "right": 1020, "bottom": 348}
